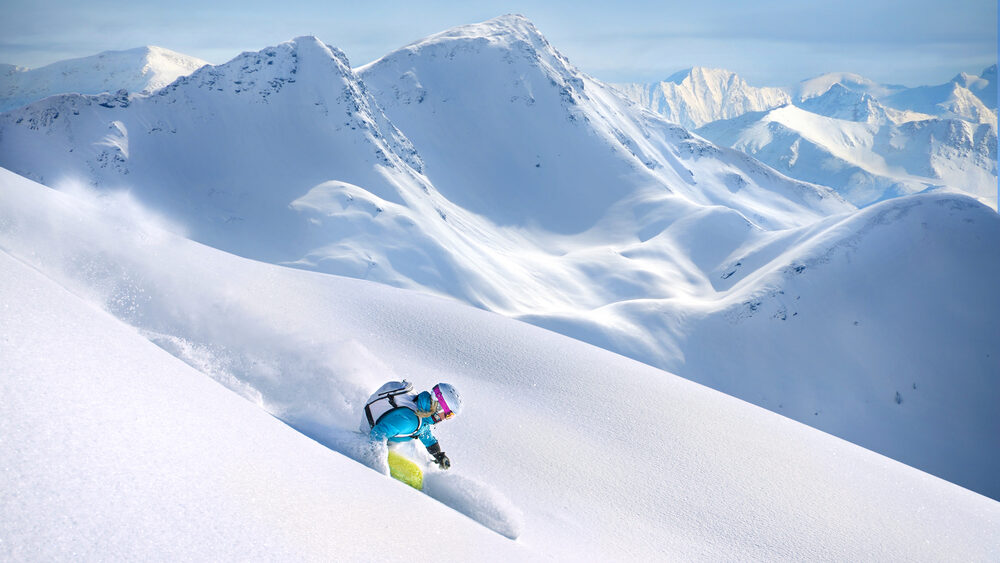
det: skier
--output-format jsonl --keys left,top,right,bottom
{"left": 362, "top": 381, "right": 463, "bottom": 470}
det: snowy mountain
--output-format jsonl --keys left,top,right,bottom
{"left": 956, "top": 64, "right": 998, "bottom": 108}
{"left": 621, "top": 66, "right": 998, "bottom": 208}
{"left": 795, "top": 83, "right": 895, "bottom": 122}
{"left": 791, "top": 67, "right": 997, "bottom": 127}
{"left": 0, "top": 46, "right": 207, "bottom": 113}
{"left": 357, "top": 18, "right": 840, "bottom": 234}
{"left": 697, "top": 100, "right": 997, "bottom": 208}
{"left": 1, "top": 14, "right": 998, "bottom": 504}
{"left": 613, "top": 67, "right": 791, "bottom": 129}
{"left": 3, "top": 167, "right": 999, "bottom": 560}
{"left": 0, "top": 36, "right": 431, "bottom": 265}
{"left": 884, "top": 67, "right": 998, "bottom": 126}
{"left": 0, "top": 17, "right": 849, "bottom": 305}
{"left": 794, "top": 71, "right": 905, "bottom": 102}
{"left": 695, "top": 67, "right": 999, "bottom": 209}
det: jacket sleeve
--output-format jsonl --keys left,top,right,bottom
{"left": 416, "top": 422, "right": 438, "bottom": 448}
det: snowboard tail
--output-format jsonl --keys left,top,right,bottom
{"left": 388, "top": 450, "right": 423, "bottom": 490}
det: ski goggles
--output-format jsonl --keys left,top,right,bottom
{"left": 431, "top": 409, "right": 455, "bottom": 423}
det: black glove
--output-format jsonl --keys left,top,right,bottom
{"left": 427, "top": 442, "right": 451, "bottom": 470}
{"left": 433, "top": 451, "right": 451, "bottom": 470}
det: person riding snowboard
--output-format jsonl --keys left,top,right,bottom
{"left": 362, "top": 381, "right": 463, "bottom": 470}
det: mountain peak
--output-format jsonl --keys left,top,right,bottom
{"left": 665, "top": 67, "right": 738, "bottom": 85}
{"left": 359, "top": 14, "right": 576, "bottom": 92}
{"left": 172, "top": 35, "right": 355, "bottom": 99}
{"left": 457, "top": 13, "right": 539, "bottom": 36}
{"left": 485, "top": 13, "right": 533, "bottom": 27}
{"left": 795, "top": 72, "right": 891, "bottom": 101}
{"left": 615, "top": 67, "right": 790, "bottom": 129}
{"left": 399, "top": 13, "right": 548, "bottom": 50}
{"left": 949, "top": 64, "right": 997, "bottom": 109}
{"left": 795, "top": 82, "right": 885, "bottom": 122}
{"left": 0, "top": 45, "right": 207, "bottom": 112}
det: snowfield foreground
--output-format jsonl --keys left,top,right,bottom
{"left": 2, "top": 169, "right": 998, "bottom": 560}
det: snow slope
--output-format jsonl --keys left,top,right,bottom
{"left": 613, "top": 67, "right": 791, "bottom": 130}
{"left": 0, "top": 250, "right": 516, "bottom": 560}
{"left": 0, "top": 46, "right": 207, "bottom": 113}
{"left": 518, "top": 188, "right": 1000, "bottom": 500}
{"left": 3, "top": 167, "right": 999, "bottom": 561}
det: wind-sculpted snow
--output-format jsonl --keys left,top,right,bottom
{"left": 3, "top": 167, "right": 1000, "bottom": 560}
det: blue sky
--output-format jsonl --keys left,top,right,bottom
{"left": 2, "top": 0, "right": 996, "bottom": 87}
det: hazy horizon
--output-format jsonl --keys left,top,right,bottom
{"left": 1, "top": 1, "right": 997, "bottom": 88}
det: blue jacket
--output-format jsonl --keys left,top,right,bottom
{"left": 369, "top": 391, "right": 439, "bottom": 448}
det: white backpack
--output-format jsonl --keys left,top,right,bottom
{"left": 363, "top": 381, "right": 422, "bottom": 436}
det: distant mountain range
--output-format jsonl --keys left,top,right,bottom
{"left": 0, "top": 46, "right": 207, "bottom": 113}
{"left": 0, "top": 15, "right": 997, "bottom": 501}
{"left": 616, "top": 66, "right": 998, "bottom": 209}
{"left": 612, "top": 67, "right": 791, "bottom": 129}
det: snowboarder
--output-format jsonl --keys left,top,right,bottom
{"left": 362, "top": 381, "right": 463, "bottom": 470}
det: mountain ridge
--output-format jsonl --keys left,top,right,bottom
{"left": 0, "top": 46, "right": 207, "bottom": 113}
{"left": 613, "top": 66, "right": 791, "bottom": 130}
{"left": 618, "top": 65, "right": 997, "bottom": 209}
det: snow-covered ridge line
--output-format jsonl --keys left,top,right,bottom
{"left": 0, "top": 46, "right": 207, "bottom": 113}
{"left": 696, "top": 97, "right": 997, "bottom": 209}
{"left": 612, "top": 67, "right": 792, "bottom": 130}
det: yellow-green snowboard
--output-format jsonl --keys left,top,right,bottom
{"left": 388, "top": 450, "right": 424, "bottom": 490}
